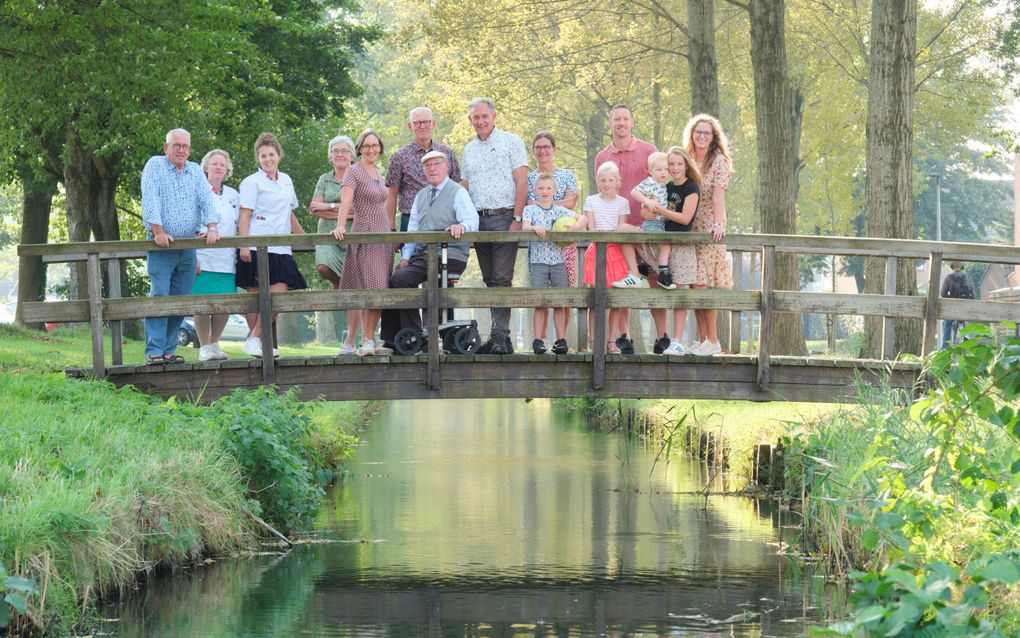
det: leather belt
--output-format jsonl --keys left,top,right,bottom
{"left": 478, "top": 207, "right": 513, "bottom": 217}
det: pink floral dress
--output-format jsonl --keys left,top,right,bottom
{"left": 693, "top": 155, "right": 733, "bottom": 289}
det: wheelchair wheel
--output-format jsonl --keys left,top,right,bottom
{"left": 453, "top": 325, "right": 480, "bottom": 355}
{"left": 394, "top": 328, "right": 424, "bottom": 355}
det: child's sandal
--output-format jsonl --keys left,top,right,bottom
{"left": 607, "top": 342, "right": 622, "bottom": 355}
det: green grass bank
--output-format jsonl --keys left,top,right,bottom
{"left": 0, "top": 324, "right": 371, "bottom": 635}
{"left": 601, "top": 325, "right": 1020, "bottom": 635}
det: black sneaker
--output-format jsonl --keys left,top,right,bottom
{"left": 615, "top": 333, "right": 635, "bottom": 355}
{"left": 657, "top": 270, "right": 676, "bottom": 290}
{"left": 532, "top": 338, "right": 547, "bottom": 355}
{"left": 490, "top": 333, "right": 511, "bottom": 355}
{"left": 552, "top": 338, "right": 568, "bottom": 355}
{"left": 653, "top": 333, "right": 671, "bottom": 354}
{"left": 637, "top": 261, "right": 653, "bottom": 278}
{"left": 476, "top": 336, "right": 496, "bottom": 354}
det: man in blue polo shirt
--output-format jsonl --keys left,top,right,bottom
{"left": 140, "top": 128, "right": 219, "bottom": 364}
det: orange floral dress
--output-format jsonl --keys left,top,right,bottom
{"left": 693, "top": 154, "right": 733, "bottom": 289}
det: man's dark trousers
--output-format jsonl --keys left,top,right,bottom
{"left": 380, "top": 251, "right": 467, "bottom": 345}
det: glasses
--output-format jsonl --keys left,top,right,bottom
{"left": 330, "top": 148, "right": 353, "bottom": 155}
{"left": 360, "top": 143, "right": 381, "bottom": 150}
{"left": 533, "top": 144, "right": 554, "bottom": 151}
{"left": 693, "top": 130, "right": 713, "bottom": 138}
{"left": 170, "top": 143, "right": 191, "bottom": 151}
{"left": 411, "top": 120, "right": 434, "bottom": 128}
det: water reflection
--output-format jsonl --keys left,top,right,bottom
{"left": 108, "top": 399, "right": 835, "bottom": 636}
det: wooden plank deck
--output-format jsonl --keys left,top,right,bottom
{"left": 67, "top": 354, "right": 921, "bottom": 404}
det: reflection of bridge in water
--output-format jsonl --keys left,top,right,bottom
{"left": 19, "top": 232, "right": 1020, "bottom": 404}
{"left": 306, "top": 573, "right": 809, "bottom": 634}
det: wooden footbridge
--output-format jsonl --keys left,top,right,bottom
{"left": 17, "top": 232, "right": 1020, "bottom": 404}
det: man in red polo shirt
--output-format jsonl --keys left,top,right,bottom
{"left": 594, "top": 104, "right": 668, "bottom": 354}
{"left": 595, "top": 104, "right": 657, "bottom": 226}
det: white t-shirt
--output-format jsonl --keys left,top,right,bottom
{"left": 197, "top": 184, "right": 240, "bottom": 274}
{"left": 238, "top": 169, "right": 298, "bottom": 256}
{"left": 583, "top": 194, "right": 629, "bottom": 231}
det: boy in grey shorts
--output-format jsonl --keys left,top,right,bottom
{"left": 522, "top": 173, "right": 586, "bottom": 354}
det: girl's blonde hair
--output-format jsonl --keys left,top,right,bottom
{"left": 682, "top": 114, "right": 732, "bottom": 172}
{"left": 666, "top": 146, "right": 702, "bottom": 187}
{"left": 595, "top": 161, "right": 621, "bottom": 182}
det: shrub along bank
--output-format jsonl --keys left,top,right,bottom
{"left": 0, "top": 325, "right": 365, "bottom": 635}
{"left": 786, "top": 325, "right": 1020, "bottom": 636}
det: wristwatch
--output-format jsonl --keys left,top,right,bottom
{"left": 330, "top": 203, "right": 336, "bottom": 210}
{"left": 513, "top": 216, "right": 523, "bottom": 222}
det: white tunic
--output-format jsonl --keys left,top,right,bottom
{"left": 238, "top": 169, "right": 299, "bottom": 256}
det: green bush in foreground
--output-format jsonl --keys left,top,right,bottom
{"left": 787, "top": 324, "right": 1020, "bottom": 636}
{"left": 0, "top": 373, "right": 357, "bottom": 635}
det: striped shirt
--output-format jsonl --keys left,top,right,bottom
{"left": 141, "top": 156, "right": 218, "bottom": 238}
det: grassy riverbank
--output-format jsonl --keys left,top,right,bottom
{"left": 615, "top": 326, "right": 1020, "bottom": 634}
{"left": 0, "top": 324, "right": 370, "bottom": 635}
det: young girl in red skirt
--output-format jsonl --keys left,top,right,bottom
{"left": 582, "top": 161, "right": 632, "bottom": 353}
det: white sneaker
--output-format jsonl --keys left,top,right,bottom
{"left": 693, "top": 340, "right": 721, "bottom": 356}
{"left": 357, "top": 340, "right": 375, "bottom": 356}
{"left": 338, "top": 343, "right": 357, "bottom": 355}
{"left": 611, "top": 274, "right": 649, "bottom": 289}
{"left": 242, "top": 337, "right": 262, "bottom": 357}
{"left": 210, "top": 343, "right": 229, "bottom": 360}
{"left": 374, "top": 344, "right": 393, "bottom": 355}
{"left": 199, "top": 345, "right": 216, "bottom": 362}
{"left": 663, "top": 340, "right": 685, "bottom": 356}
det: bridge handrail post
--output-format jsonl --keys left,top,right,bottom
{"left": 426, "top": 243, "right": 440, "bottom": 390}
{"left": 882, "top": 255, "right": 897, "bottom": 359}
{"left": 86, "top": 252, "right": 105, "bottom": 378}
{"left": 756, "top": 245, "right": 775, "bottom": 392}
{"left": 576, "top": 244, "right": 588, "bottom": 351}
{"left": 256, "top": 246, "right": 275, "bottom": 385}
{"left": 729, "top": 249, "right": 743, "bottom": 354}
{"left": 592, "top": 242, "right": 607, "bottom": 390}
{"left": 108, "top": 257, "right": 123, "bottom": 366}
{"left": 921, "top": 251, "right": 943, "bottom": 357}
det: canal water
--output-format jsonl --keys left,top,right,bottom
{"left": 107, "top": 399, "right": 835, "bottom": 636}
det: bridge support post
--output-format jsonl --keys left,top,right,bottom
{"left": 921, "top": 252, "right": 943, "bottom": 357}
{"left": 592, "top": 242, "right": 607, "bottom": 390}
{"left": 87, "top": 252, "right": 105, "bottom": 378}
{"left": 729, "top": 250, "right": 743, "bottom": 353}
{"left": 882, "top": 256, "right": 897, "bottom": 359}
{"left": 108, "top": 258, "right": 123, "bottom": 366}
{"left": 256, "top": 246, "right": 275, "bottom": 385}
{"left": 576, "top": 245, "right": 588, "bottom": 351}
{"left": 756, "top": 245, "right": 774, "bottom": 392}
{"left": 426, "top": 244, "right": 440, "bottom": 390}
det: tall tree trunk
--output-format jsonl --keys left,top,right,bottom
{"left": 585, "top": 110, "right": 607, "bottom": 194}
{"left": 747, "top": 0, "right": 805, "bottom": 355}
{"left": 687, "top": 0, "right": 721, "bottom": 117}
{"left": 15, "top": 164, "right": 57, "bottom": 329}
{"left": 863, "top": 0, "right": 919, "bottom": 357}
{"left": 64, "top": 135, "right": 95, "bottom": 300}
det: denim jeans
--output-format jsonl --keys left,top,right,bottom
{"left": 144, "top": 249, "right": 197, "bottom": 358}
{"left": 941, "top": 319, "right": 960, "bottom": 350}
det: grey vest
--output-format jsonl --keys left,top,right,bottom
{"left": 412, "top": 181, "right": 471, "bottom": 263}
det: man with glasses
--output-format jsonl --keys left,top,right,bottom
{"left": 387, "top": 107, "right": 461, "bottom": 232}
{"left": 140, "top": 128, "right": 219, "bottom": 364}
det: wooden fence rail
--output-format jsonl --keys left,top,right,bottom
{"left": 17, "top": 232, "right": 1020, "bottom": 399}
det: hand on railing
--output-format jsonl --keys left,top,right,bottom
{"left": 239, "top": 247, "right": 251, "bottom": 263}
{"left": 331, "top": 226, "right": 345, "bottom": 241}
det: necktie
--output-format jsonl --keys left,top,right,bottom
{"left": 430, "top": 187, "right": 439, "bottom": 204}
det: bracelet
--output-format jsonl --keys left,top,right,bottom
{"left": 711, "top": 222, "right": 725, "bottom": 230}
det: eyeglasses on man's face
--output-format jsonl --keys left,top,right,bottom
{"left": 411, "top": 120, "right": 434, "bottom": 129}
{"left": 170, "top": 143, "right": 191, "bottom": 151}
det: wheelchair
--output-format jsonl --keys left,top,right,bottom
{"left": 393, "top": 244, "right": 480, "bottom": 355}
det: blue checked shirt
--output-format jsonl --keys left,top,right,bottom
{"left": 141, "top": 156, "right": 218, "bottom": 239}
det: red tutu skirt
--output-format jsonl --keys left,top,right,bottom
{"left": 582, "top": 242, "right": 630, "bottom": 287}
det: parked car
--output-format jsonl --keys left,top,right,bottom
{"left": 179, "top": 315, "right": 249, "bottom": 347}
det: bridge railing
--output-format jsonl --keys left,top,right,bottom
{"left": 17, "top": 232, "right": 1020, "bottom": 391}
